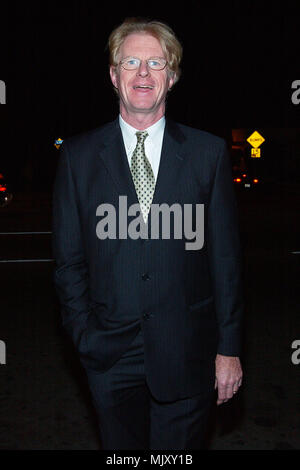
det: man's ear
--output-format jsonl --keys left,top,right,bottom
{"left": 167, "top": 71, "right": 176, "bottom": 91}
{"left": 110, "top": 65, "right": 118, "bottom": 89}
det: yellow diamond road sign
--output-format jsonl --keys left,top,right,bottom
{"left": 247, "top": 131, "right": 265, "bottom": 148}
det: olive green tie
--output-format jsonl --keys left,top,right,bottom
{"left": 130, "top": 131, "right": 156, "bottom": 223}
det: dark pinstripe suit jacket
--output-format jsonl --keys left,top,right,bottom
{"left": 52, "top": 117, "right": 244, "bottom": 401}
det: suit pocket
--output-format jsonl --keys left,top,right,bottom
{"left": 188, "top": 296, "right": 213, "bottom": 312}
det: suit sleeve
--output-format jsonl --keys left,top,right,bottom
{"left": 207, "top": 140, "right": 244, "bottom": 356}
{"left": 52, "top": 142, "right": 89, "bottom": 351}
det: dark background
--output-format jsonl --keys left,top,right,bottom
{"left": 0, "top": 0, "right": 299, "bottom": 452}
{"left": 1, "top": 0, "right": 300, "bottom": 191}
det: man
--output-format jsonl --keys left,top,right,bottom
{"left": 52, "top": 18, "right": 243, "bottom": 450}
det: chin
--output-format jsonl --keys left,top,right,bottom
{"left": 131, "top": 98, "right": 155, "bottom": 108}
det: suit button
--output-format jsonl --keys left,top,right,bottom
{"left": 142, "top": 273, "right": 151, "bottom": 281}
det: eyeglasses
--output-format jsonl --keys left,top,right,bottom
{"left": 119, "top": 56, "right": 167, "bottom": 71}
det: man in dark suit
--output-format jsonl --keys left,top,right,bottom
{"left": 52, "top": 18, "right": 243, "bottom": 450}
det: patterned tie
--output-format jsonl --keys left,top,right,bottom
{"left": 130, "top": 131, "right": 156, "bottom": 223}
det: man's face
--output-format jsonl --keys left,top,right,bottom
{"left": 110, "top": 33, "right": 175, "bottom": 117}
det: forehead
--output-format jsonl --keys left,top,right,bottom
{"left": 119, "top": 33, "right": 164, "bottom": 58}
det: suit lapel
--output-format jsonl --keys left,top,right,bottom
{"left": 151, "top": 119, "right": 186, "bottom": 206}
{"left": 98, "top": 119, "right": 139, "bottom": 209}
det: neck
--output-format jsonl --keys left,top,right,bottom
{"left": 119, "top": 107, "right": 165, "bottom": 130}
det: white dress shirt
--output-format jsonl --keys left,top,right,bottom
{"left": 119, "top": 114, "right": 165, "bottom": 181}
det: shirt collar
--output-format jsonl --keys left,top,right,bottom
{"left": 119, "top": 114, "right": 165, "bottom": 153}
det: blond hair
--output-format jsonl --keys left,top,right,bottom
{"left": 108, "top": 17, "right": 183, "bottom": 83}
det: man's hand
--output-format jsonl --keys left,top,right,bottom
{"left": 214, "top": 354, "right": 243, "bottom": 405}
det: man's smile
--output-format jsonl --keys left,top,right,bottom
{"left": 132, "top": 85, "right": 155, "bottom": 91}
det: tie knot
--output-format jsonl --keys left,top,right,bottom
{"left": 136, "top": 131, "right": 148, "bottom": 144}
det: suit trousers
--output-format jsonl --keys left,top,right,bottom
{"left": 85, "top": 327, "right": 215, "bottom": 450}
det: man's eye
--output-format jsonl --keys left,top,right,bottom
{"left": 148, "top": 60, "right": 160, "bottom": 67}
{"left": 127, "top": 59, "right": 139, "bottom": 66}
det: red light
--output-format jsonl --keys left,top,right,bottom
{"left": 253, "top": 179, "right": 259, "bottom": 183}
{"left": 242, "top": 174, "right": 247, "bottom": 178}
{"left": 234, "top": 178, "right": 242, "bottom": 183}
{"left": 0, "top": 185, "right": 7, "bottom": 191}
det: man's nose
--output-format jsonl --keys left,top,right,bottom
{"left": 137, "top": 60, "right": 150, "bottom": 77}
